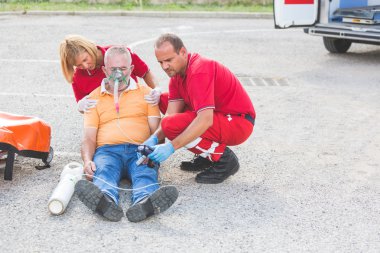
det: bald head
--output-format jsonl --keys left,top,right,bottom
{"left": 104, "top": 46, "right": 132, "bottom": 68}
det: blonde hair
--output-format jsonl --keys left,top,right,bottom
{"left": 59, "top": 35, "right": 98, "bottom": 83}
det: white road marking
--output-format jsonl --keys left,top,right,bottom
{"left": 0, "top": 92, "right": 73, "bottom": 98}
{"left": 129, "top": 28, "right": 296, "bottom": 49}
{"left": 0, "top": 59, "right": 59, "bottom": 63}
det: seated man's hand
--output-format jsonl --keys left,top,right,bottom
{"left": 148, "top": 142, "right": 175, "bottom": 163}
{"left": 84, "top": 161, "right": 96, "bottom": 180}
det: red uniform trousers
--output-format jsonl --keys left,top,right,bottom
{"left": 159, "top": 93, "right": 254, "bottom": 162}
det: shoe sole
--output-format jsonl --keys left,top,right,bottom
{"left": 126, "top": 186, "right": 178, "bottom": 222}
{"left": 180, "top": 163, "right": 211, "bottom": 172}
{"left": 180, "top": 158, "right": 212, "bottom": 172}
{"left": 75, "top": 180, "right": 123, "bottom": 222}
{"left": 195, "top": 163, "right": 240, "bottom": 184}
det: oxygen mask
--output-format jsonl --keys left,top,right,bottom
{"left": 108, "top": 68, "right": 129, "bottom": 114}
{"left": 110, "top": 68, "right": 125, "bottom": 83}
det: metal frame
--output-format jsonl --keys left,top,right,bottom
{"left": 305, "top": 23, "right": 380, "bottom": 43}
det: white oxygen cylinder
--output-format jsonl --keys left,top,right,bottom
{"left": 48, "top": 162, "right": 84, "bottom": 215}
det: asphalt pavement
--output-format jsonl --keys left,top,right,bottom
{"left": 0, "top": 12, "right": 379, "bottom": 252}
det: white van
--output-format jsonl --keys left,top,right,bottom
{"left": 274, "top": 0, "right": 380, "bottom": 53}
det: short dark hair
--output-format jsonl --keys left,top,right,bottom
{"left": 155, "top": 33, "right": 185, "bottom": 53}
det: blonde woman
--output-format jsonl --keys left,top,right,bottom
{"left": 60, "top": 35, "right": 161, "bottom": 113}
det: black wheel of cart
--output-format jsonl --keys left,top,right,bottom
{"left": 44, "top": 146, "right": 54, "bottom": 164}
{"left": 36, "top": 147, "right": 53, "bottom": 170}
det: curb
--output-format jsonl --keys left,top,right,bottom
{"left": 0, "top": 10, "right": 273, "bottom": 19}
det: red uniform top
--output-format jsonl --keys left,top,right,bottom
{"left": 71, "top": 45, "right": 149, "bottom": 102}
{"left": 168, "top": 53, "right": 255, "bottom": 119}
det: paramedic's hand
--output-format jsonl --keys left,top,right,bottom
{"left": 148, "top": 142, "right": 175, "bottom": 163}
{"left": 143, "top": 135, "right": 158, "bottom": 147}
{"left": 136, "top": 135, "right": 158, "bottom": 165}
{"left": 77, "top": 95, "right": 97, "bottom": 113}
{"left": 84, "top": 161, "right": 96, "bottom": 180}
{"left": 144, "top": 87, "right": 161, "bottom": 105}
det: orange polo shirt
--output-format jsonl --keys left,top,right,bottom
{"left": 84, "top": 79, "right": 160, "bottom": 147}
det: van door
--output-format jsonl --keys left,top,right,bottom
{"left": 274, "top": 0, "right": 319, "bottom": 28}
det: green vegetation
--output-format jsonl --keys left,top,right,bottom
{"left": 0, "top": 1, "right": 273, "bottom": 12}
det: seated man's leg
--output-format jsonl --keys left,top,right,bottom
{"left": 124, "top": 144, "right": 178, "bottom": 222}
{"left": 75, "top": 145, "right": 124, "bottom": 221}
{"left": 92, "top": 145, "right": 124, "bottom": 203}
{"left": 162, "top": 111, "right": 254, "bottom": 183}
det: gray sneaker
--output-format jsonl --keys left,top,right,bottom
{"left": 126, "top": 186, "right": 178, "bottom": 222}
{"left": 75, "top": 179, "right": 124, "bottom": 222}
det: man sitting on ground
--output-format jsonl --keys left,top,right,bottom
{"left": 75, "top": 46, "right": 178, "bottom": 222}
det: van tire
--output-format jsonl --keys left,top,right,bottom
{"left": 323, "top": 37, "right": 352, "bottom": 53}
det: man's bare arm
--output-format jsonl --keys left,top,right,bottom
{"left": 143, "top": 70, "right": 158, "bottom": 89}
{"left": 171, "top": 109, "right": 213, "bottom": 150}
{"left": 81, "top": 127, "right": 98, "bottom": 180}
{"left": 148, "top": 117, "right": 160, "bottom": 134}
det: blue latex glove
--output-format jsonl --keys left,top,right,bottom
{"left": 136, "top": 135, "right": 158, "bottom": 165}
{"left": 148, "top": 142, "right": 175, "bottom": 163}
{"left": 143, "top": 135, "right": 158, "bottom": 147}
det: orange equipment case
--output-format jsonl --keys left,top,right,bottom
{"left": 0, "top": 112, "right": 53, "bottom": 180}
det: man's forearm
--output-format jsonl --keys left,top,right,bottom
{"left": 81, "top": 140, "right": 96, "bottom": 163}
{"left": 143, "top": 70, "right": 158, "bottom": 89}
{"left": 171, "top": 113, "right": 212, "bottom": 150}
{"left": 153, "top": 126, "right": 166, "bottom": 143}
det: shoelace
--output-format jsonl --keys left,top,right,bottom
{"left": 191, "top": 154, "right": 200, "bottom": 162}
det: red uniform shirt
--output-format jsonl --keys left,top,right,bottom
{"left": 72, "top": 45, "right": 149, "bottom": 102}
{"left": 168, "top": 53, "right": 255, "bottom": 118}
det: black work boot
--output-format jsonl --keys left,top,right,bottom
{"left": 75, "top": 179, "right": 124, "bottom": 222}
{"left": 126, "top": 186, "right": 178, "bottom": 222}
{"left": 195, "top": 147, "right": 239, "bottom": 184}
{"left": 180, "top": 155, "right": 212, "bottom": 171}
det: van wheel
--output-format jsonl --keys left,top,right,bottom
{"left": 323, "top": 37, "right": 352, "bottom": 53}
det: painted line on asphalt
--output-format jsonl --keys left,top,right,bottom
{"left": 129, "top": 29, "right": 298, "bottom": 48}
{"left": 0, "top": 92, "right": 73, "bottom": 98}
{"left": 0, "top": 59, "right": 59, "bottom": 63}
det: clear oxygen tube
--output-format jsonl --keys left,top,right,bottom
{"left": 105, "top": 68, "right": 138, "bottom": 145}
{"left": 109, "top": 68, "right": 127, "bottom": 114}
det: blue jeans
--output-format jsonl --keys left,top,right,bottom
{"left": 93, "top": 143, "right": 159, "bottom": 205}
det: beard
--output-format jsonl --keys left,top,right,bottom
{"left": 165, "top": 69, "right": 177, "bottom": 77}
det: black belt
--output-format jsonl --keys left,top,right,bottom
{"left": 244, "top": 114, "right": 255, "bottom": 126}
